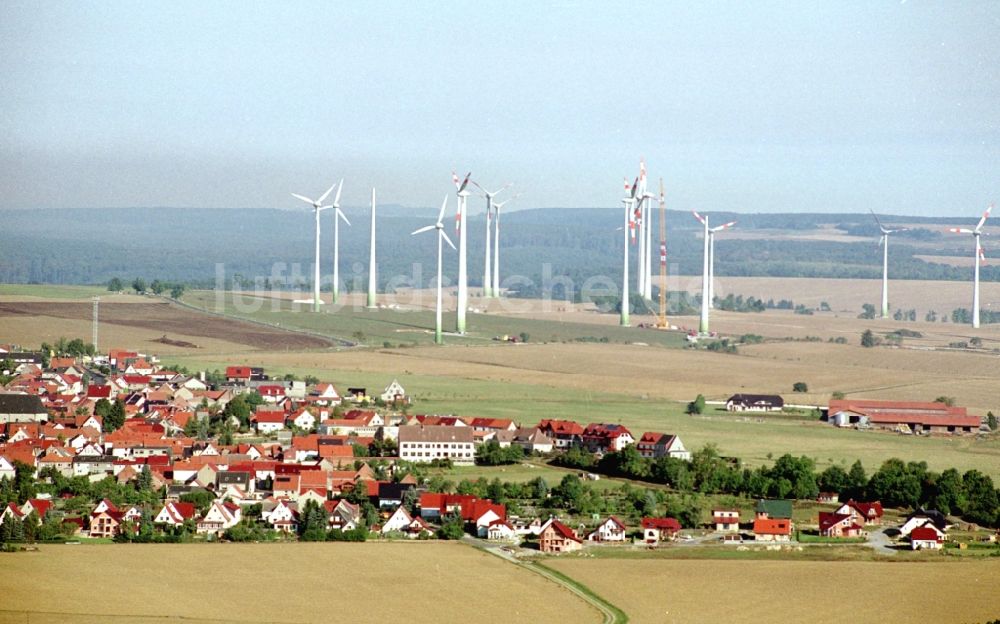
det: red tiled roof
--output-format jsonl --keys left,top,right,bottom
{"left": 754, "top": 518, "right": 792, "bottom": 535}
{"left": 828, "top": 399, "right": 978, "bottom": 428}
{"left": 910, "top": 526, "right": 942, "bottom": 541}
{"left": 545, "top": 519, "right": 581, "bottom": 542}
{"left": 641, "top": 517, "right": 681, "bottom": 531}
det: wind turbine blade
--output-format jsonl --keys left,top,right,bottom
{"left": 337, "top": 208, "right": 351, "bottom": 226}
{"left": 452, "top": 171, "right": 461, "bottom": 189}
{"left": 949, "top": 228, "right": 974, "bottom": 234}
{"left": 976, "top": 203, "right": 993, "bottom": 231}
{"left": 711, "top": 221, "right": 737, "bottom": 232}
{"left": 441, "top": 230, "right": 456, "bottom": 250}
{"left": 869, "top": 209, "right": 885, "bottom": 230}
{"left": 437, "top": 195, "right": 449, "bottom": 224}
{"left": 459, "top": 172, "right": 472, "bottom": 193}
{"left": 411, "top": 225, "right": 436, "bottom": 236}
{"left": 291, "top": 193, "right": 315, "bottom": 206}
{"left": 317, "top": 183, "right": 336, "bottom": 204}
{"left": 332, "top": 179, "right": 344, "bottom": 207}
{"left": 692, "top": 211, "right": 706, "bottom": 225}
{"left": 630, "top": 177, "right": 639, "bottom": 199}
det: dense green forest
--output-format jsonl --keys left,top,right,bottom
{"left": 0, "top": 207, "right": 995, "bottom": 291}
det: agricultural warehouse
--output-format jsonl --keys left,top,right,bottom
{"left": 828, "top": 399, "right": 981, "bottom": 434}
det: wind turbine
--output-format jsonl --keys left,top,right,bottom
{"left": 452, "top": 171, "right": 472, "bottom": 334}
{"left": 412, "top": 195, "right": 456, "bottom": 344}
{"left": 948, "top": 203, "right": 993, "bottom": 328}
{"left": 328, "top": 181, "right": 348, "bottom": 305}
{"left": 473, "top": 182, "right": 510, "bottom": 298}
{"left": 692, "top": 212, "right": 710, "bottom": 333}
{"left": 640, "top": 159, "right": 654, "bottom": 300}
{"left": 635, "top": 190, "right": 656, "bottom": 299}
{"left": 620, "top": 177, "right": 639, "bottom": 326}
{"left": 707, "top": 219, "right": 736, "bottom": 309}
{"left": 870, "top": 210, "right": 907, "bottom": 319}
{"left": 492, "top": 192, "right": 521, "bottom": 299}
{"left": 367, "top": 188, "right": 377, "bottom": 308}
{"left": 291, "top": 182, "right": 337, "bottom": 312}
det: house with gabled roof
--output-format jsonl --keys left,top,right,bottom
{"left": 538, "top": 518, "right": 583, "bottom": 553}
{"left": 154, "top": 501, "right": 197, "bottom": 527}
{"left": 636, "top": 432, "right": 691, "bottom": 461}
{"left": 819, "top": 511, "right": 865, "bottom": 538}
{"left": 252, "top": 410, "right": 287, "bottom": 434}
{"left": 381, "top": 506, "right": 414, "bottom": 534}
{"left": 324, "top": 499, "right": 361, "bottom": 531}
{"left": 587, "top": 516, "right": 628, "bottom": 542}
{"left": 835, "top": 500, "right": 884, "bottom": 526}
{"left": 487, "top": 519, "right": 519, "bottom": 542}
{"left": 196, "top": 501, "right": 242, "bottom": 536}
{"left": 712, "top": 509, "right": 740, "bottom": 532}
{"left": 641, "top": 517, "right": 681, "bottom": 544}
{"left": 537, "top": 419, "right": 584, "bottom": 449}
{"left": 581, "top": 423, "right": 634, "bottom": 453}
{"left": 262, "top": 498, "right": 298, "bottom": 532}
{"left": 726, "top": 394, "right": 784, "bottom": 412}
{"left": 910, "top": 525, "right": 944, "bottom": 550}
{"left": 899, "top": 509, "right": 951, "bottom": 538}
{"left": 380, "top": 379, "right": 408, "bottom": 404}
{"left": 753, "top": 499, "right": 794, "bottom": 542}
{"left": 310, "top": 383, "right": 341, "bottom": 406}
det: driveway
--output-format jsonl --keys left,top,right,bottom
{"left": 867, "top": 528, "right": 897, "bottom": 555}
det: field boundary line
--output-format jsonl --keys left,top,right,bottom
{"left": 0, "top": 608, "right": 296, "bottom": 624}
{"left": 165, "top": 295, "right": 352, "bottom": 348}
{"left": 461, "top": 538, "right": 627, "bottom": 624}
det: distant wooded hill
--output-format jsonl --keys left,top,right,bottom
{"left": 0, "top": 207, "right": 995, "bottom": 290}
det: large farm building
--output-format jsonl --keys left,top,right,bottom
{"left": 828, "top": 399, "right": 980, "bottom": 435}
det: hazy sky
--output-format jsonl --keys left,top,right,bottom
{"left": 2, "top": 1, "right": 998, "bottom": 215}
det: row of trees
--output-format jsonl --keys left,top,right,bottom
{"left": 108, "top": 277, "right": 185, "bottom": 299}
{"left": 553, "top": 444, "right": 1000, "bottom": 527}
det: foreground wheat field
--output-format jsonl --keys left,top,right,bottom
{"left": 0, "top": 543, "right": 600, "bottom": 624}
{"left": 549, "top": 557, "right": 1000, "bottom": 624}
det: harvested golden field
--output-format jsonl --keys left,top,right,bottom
{"left": 0, "top": 543, "right": 600, "bottom": 624}
{"left": 241, "top": 339, "right": 1000, "bottom": 412}
{"left": 549, "top": 558, "right": 1000, "bottom": 624}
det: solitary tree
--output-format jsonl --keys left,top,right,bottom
{"left": 686, "top": 394, "right": 706, "bottom": 415}
{"left": 107, "top": 277, "right": 124, "bottom": 292}
{"left": 132, "top": 278, "right": 147, "bottom": 294}
{"left": 860, "top": 329, "right": 878, "bottom": 348}
{"left": 792, "top": 382, "right": 808, "bottom": 393}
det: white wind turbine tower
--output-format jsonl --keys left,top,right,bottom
{"left": 452, "top": 171, "right": 472, "bottom": 334}
{"left": 707, "top": 219, "right": 736, "bottom": 309}
{"left": 492, "top": 192, "right": 521, "bottom": 299}
{"left": 948, "top": 203, "right": 993, "bottom": 329}
{"left": 291, "top": 182, "right": 337, "bottom": 312}
{"left": 328, "top": 181, "right": 348, "bottom": 304}
{"left": 620, "top": 176, "right": 639, "bottom": 326}
{"left": 691, "top": 211, "right": 732, "bottom": 333}
{"left": 367, "top": 188, "right": 377, "bottom": 309}
{"left": 412, "top": 195, "right": 456, "bottom": 344}
{"left": 473, "top": 181, "right": 511, "bottom": 298}
{"left": 870, "top": 209, "right": 907, "bottom": 319}
{"left": 635, "top": 190, "right": 656, "bottom": 299}
{"left": 639, "top": 159, "right": 654, "bottom": 300}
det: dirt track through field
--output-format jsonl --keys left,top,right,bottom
{"left": 551, "top": 557, "right": 1000, "bottom": 624}
{"left": 0, "top": 301, "right": 333, "bottom": 350}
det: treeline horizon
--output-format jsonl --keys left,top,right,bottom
{"left": 1, "top": 207, "right": 996, "bottom": 287}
